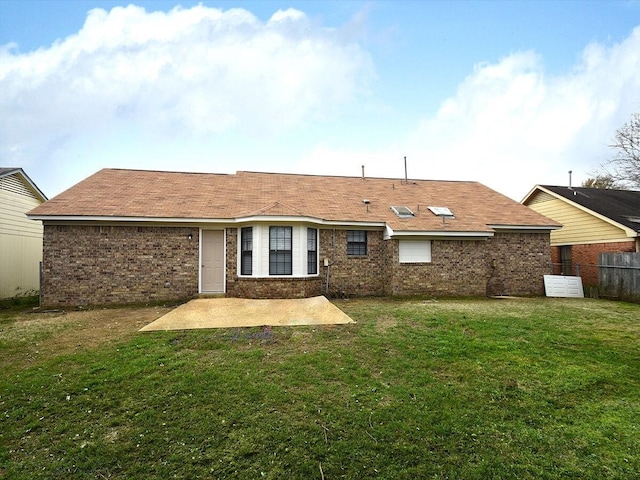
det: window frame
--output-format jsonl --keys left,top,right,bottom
{"left": 269, "top": 226, "right": 293, "bottom": 275}
{"left": 347, "top": 230, "right": 367, "bottom": 256}
{"left": 240, "top": 227, "right": 253, "bottom": 275}
{"left": 307, "top": 228, "right": 318, "bottom": 275}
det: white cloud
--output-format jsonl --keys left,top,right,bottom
{"left": 296, "top": 27, "right": 640, "bottom": 199}
{"left": 416, "top": 27, "right": 640, "bottom": 198}
{"left": 0, "top": 4, "right": 373, "bottom": 170}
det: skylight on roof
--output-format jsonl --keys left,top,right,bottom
{"left": 391, "top": 206, "right": 414, "bottom": 218}
{"left": 428, "top": 206, "right": 454, "bottom": 218}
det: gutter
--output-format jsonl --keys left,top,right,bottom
{"left": 27, "top": 214, "right": 387, "bottom": 229}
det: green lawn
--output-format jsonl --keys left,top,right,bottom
{"left": 1, "top": 297, "right": 639, "bottom": 479}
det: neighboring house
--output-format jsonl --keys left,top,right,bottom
{"left": 0, "top": 167, "right": 48, "bottom": 299}
{"left": 522, "top": 185, "right": 640, "bottom": 286}
{"left": 28, "top": 168, "right": 559, "bottom": 307}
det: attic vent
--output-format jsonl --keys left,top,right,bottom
{"left": 428, "top": 206, "right": 455, "bottom": 218}
{"left": 0, "top": 174, "right": 38, "bottom": 200}
{"left": 528, "top": 191, "right": 554, "bottom": 205}
{"left": 391, "top": 206, "right": 414, "bottom": 218}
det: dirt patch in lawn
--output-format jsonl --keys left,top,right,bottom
{"left": 0, "top": 306, "right": 172, "bottom": 373}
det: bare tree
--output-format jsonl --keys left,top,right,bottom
{"left": 607, "top": 112, "right": 640, "bottom": 189}
{"left": 581, "top": 174, "right": 623, "bottom": 189}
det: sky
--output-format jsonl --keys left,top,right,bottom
{"left": 1, "top": 1, "right": 640, "bottom": 200}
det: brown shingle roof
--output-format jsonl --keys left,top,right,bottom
{"left": 28, "top": 168, "right": 559, "bottom": 233}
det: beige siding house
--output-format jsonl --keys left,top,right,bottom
{"left": 523, "top": 185, "right": 640, "bottom": 286}
{"left": 0, "top": 168, "right": 47, "bottom": 298}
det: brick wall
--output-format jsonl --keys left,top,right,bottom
{"left": 319, "top": 229, "right": 387, "bottom": 297}
{"left": 229, "top": 277, "right": 324, "bottom": 298}
{"left": 550, "top": 241, "right": 636, "bottom": 286}
{"left": 486, "top": 232, "right": 550, "bottom": 296}
{"left": 385, "top": 239, "right": 487, "bottom": 296}
{"left": 383, "top": 232, "right": 551, "bottom": 297}
{"left": 42, "top": 225, "right": 552, "bottom": 306}
{"left": 41, "top": 225, "right": 199, "bottom": 306}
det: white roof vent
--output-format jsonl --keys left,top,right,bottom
{"left": 391, "top": 206, "right": 415, "bottom": 218}
{"left": 428, "top": 206, "right": 455, "bottom": 218}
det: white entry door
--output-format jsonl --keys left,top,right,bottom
{"left": 201, "top": 230, "right": 225, "bottom": 292}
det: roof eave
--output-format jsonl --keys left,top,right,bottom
{"left": 488, "top": 224, "right": 562, "bottom": 231}
{"left": 384, "top": 225, "right": 494, "bottom": 240}
{"left": 28, "top": 214, "right": 388, "bottom": 229}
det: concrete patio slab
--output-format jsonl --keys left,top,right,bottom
{"left": 139, "top": 296, "right": 354, "bottom": 331}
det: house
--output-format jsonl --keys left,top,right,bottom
{"left": 1, "top": 167, "right": 48, "bottom": 299}
{"left": 522, "top": 185, "right": 640, "bottom": 286}
{"left": 28, "top": 168, "right": 560, "bottom": 307}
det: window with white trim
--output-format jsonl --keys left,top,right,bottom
{"left": 307, "top": 228, "right": 318, "bottom": 274}
{"left": 269, "top": 226, "right": 292, "bottom": 275}
{"left": 238, "top": 225, "right": 320, "bottom": 277}
{"left": 240, "top": 227, "right": 253, "bottom": 275}
{"left": 399, "top": 240, "right": 431, "bottom": 263}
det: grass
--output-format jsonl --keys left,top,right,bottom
{"left": 1, "top": 297, "right": 639, "bottom": 479}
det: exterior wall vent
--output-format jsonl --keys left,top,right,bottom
{"left": 0, "top": 174, "right": 39, "bottom": 200}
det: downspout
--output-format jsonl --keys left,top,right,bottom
{"left": 325, "top": 260, "right": 330, "bottom": 296}
{"left": 325, "top": 228, "right": 337, "bottom": 295}
{"left": 39, "top": 261, "right": 42, "bottom": 307}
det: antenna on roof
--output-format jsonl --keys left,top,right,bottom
{"left": 404, "top": 156, "right": 408, "bottom": 185}
{"left": 568, "top": 170, "right": 573, "bottom": 189}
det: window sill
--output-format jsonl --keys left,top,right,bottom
{"left": 237, "top": 275, "right": 320, "bottom": 279}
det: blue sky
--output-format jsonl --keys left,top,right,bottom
{"left": 1, "top": 1, "right": 640, "bottom": 199}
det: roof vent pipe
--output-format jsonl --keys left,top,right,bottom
{"left": 362, "top": 165, "right": 365, "bottom": 180}
{"left": 568, "top": 170, "right": 573, "bottom": 189}
{"left": 404, "top": 156, "right": 408, "bottom": 185}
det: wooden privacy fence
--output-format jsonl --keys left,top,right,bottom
{"left": 599, "top": 252, "right": 640, "bottom": 301}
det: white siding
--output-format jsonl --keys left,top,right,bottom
{"left": 528, "top": 195, "right": 629, "bottom": 245}
{"left": 0, "top": 175, "right": 44, "bottom": 298}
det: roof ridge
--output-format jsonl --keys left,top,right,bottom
{"left": 541, "top": 184, "right": 640, "bottom": 193}
{"left": 102, "top": 167, "right": 234, "bottom": 177}
{"left": 236, "top": 170, "right": 481, "bottom": 184}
